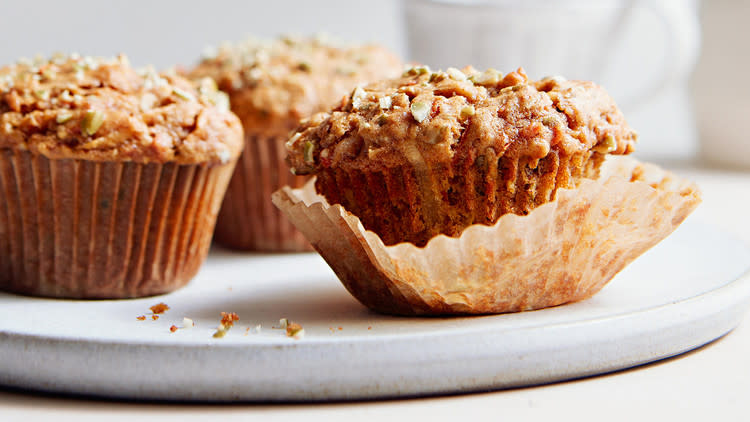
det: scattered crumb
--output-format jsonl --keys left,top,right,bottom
{"left": 151, "top": 315, "right": 159, "bottom": 321}
{"left": 279, "top": 318, "right": 289, "bottom": 329}
{"left": 220, "top": 312, "right": 239, "bottom": 327}
{"left": 286, "top": 322, "right": 305, "bottom": 339}
{"left": 213, "top": 312, "right": 240, "bottom": 338}
{"left": 244, "top": 327, "right": 250, "bottom": 336}
{"left": 338, "top": 326, "right": 343, "bottom": 331}
{"left": 150, "top": 303, "right": 170, "bottom": 314}
{"left": 367, "top": 326, "right": 372, "bottom": 330}
{"left": 254, "top": 324, "right": 262, "bottom": 333}
{"left": 182, "top": 317, "right": 194, "bottom": 329}
{"left": 136, "top": 316, "right": 146, "bottom": 321}
{"left": 169, "top": 325, "right": 178, "bottom": 333}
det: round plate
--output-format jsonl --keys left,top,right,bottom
{"left": 1, "top": 220, "right": 749, "bottom": 401}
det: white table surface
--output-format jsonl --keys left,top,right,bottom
{"left": 2, "top": 161, "right": 750, "bottom": 421}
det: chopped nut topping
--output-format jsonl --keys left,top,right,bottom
{"left": 35, "top": 90, "right": 50, "bottom": 101}
{"left": 212, "top": 91, "right": 230, "bottom": 112}
{"left": 446, "top": 67, "right": 466, "bottom": 81}
{"left": 286, "top": 322, "right": 305, "bottom": 339}
{"left": 351, "top": 85, "right": 367, "bottom": 110}
{"left": 172, "top": 87, "right": 195, "bottom": 101}
{"left": 429, "top": 72, "right": 447, "bottom": 83}
{"left": 303, "top": 141, "right": 314, "bottom": 164}
{"left": 378, "top": 95, "right": 392, "bottom": 110}
{"left": 80, "top": 110, "right": 104, "bottom": 136}
{"left": 410, "top": 100, "right": 431, "bottom": 123}
{"left": 469, "top": 68, "right": 503, "bottom": 86}
{"left": 402, "top": 65, "right": 430, "bottom": 77}
{"left": 593, "top": 134, "right": 617, "bottom": 153}
{"left": 183, "top": 317, "right": 194, "bottom": 329}
{"left": 55, "top": 111, "right": 73, "bottom": 124}
{"left": 285, "top": 132, "right": 302, "bottom": 150}
{"left": 460, "top": 105, "right": 475, "bottom": 119}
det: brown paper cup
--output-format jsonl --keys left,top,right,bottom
{"left": 213, "top": 133, "right": 312, "bottom": 252}
{"left": 272, "top": 156, "right": 702, "bottom": 316}
{"left": 0, "top": 149, "right": 236, "bottom": 299}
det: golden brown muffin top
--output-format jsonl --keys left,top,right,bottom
{"left": 286, "top": 66, "right": 637, "bottom": 174}
{"left": 0, "top": 54, "right": 243, "bottom": 164}
{"left": 189, "top": 35, "right": 403, "bottom": 138}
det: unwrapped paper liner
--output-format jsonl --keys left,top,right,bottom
{"left": 272, "top": 157, "right": 701, "bottom": 316}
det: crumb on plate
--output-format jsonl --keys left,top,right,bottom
{"left": 150, "top": 303, "right": 170, "bottom": 314}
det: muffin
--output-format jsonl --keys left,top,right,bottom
{"left": 276, "top": 66, "right": 700, "bottom": 316}
{"left": 190, "top": 35, "right": 402, "bottom": 251}
{"left": 286, "top": 66, "right": 638, "bottom": 246}
{"left": 0, "top": 53, "right": 243, "bottom": 299}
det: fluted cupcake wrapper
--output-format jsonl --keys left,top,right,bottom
{"left": 272, "top": 157, "right": 702, "bottom": 316}
{"left": 213, "top": 132, "right": 312, "bottom": 252}
{"left": 0, "top": 149, "right": 235, "bottom": 299}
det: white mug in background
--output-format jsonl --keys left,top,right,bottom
{"left": 404, "top": 0, "right": 701, "bottom": 162}
{"left": 692, "top": 0, "right": 750, "bottom": 169}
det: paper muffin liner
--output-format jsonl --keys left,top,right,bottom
{"left": 213, "top": 132, "right": 312, "bottom": 252}
{"left": 0, "top": 149, "right": 235, "bottom": 299}
{"left": 272, "top": 156, "right": 701, "bottom": 316}
{"left": 314, "top": 149, "right": 603, "bottom": 247}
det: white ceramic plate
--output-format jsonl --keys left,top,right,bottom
{"left": 1, "top": 220, "right": 749, "bottom": 402}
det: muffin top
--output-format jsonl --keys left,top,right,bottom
{"left": 286, "top": 66, "right": 638, "bottom": 174}
{"left": 190, "top": 35, "right": 402, "bottom": 137}
{"left": 0, "top": 54, "right": 243, "bottom": 164}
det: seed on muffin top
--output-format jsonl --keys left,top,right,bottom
{"left": 0, "top": 53, "right": 243, "bottom": 164}
{"left": 190, "top": 35, "right": 403, "bottom": 137}
{"left": 286, "top": 66, "right": 638, "bottom": 175}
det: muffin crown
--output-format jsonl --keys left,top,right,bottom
{"left": 286, "top": 66, "right": 638, "bottom": 174}
{"left": 190, "top": 35, "right": 402, "bottom": 137}
{"left": 0, "top": 54, "right": 243, "bottom": 164}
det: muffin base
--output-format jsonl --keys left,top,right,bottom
{"left": 273, "top": 157, "right": 702, "bottom": 316}
{"left": 315, "top": 148, "right": 605, "bottom": 247}
{"left": 0, "top": 150, "right": 235, "bottom": 299}
{"left": 213, "top": 133, "right": 312, "bottom": 252}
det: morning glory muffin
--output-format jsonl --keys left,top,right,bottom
{"left": 286, "top": 66, "right": 638, "bottom": 247}
{"left": 0, "top": 53, "right": 243, "bottom": 298}
{"left": 190, "top": 35, "right": 402, "bottom": 251}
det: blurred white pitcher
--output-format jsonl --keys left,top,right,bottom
{"left": 404, "top": 0, "right": 700, "bottom": 112}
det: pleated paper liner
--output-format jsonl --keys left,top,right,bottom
{"left": 0, "top": 149, "right": 236, "bottom": 299}
{"left": 272, "top": 156, "right": 702, "bottom": 316}
{"left": 213, "top": 132, "right": 312, "bottom": 252}
{"left": 313, "top": 147, "right": 604, "bottom": 247}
